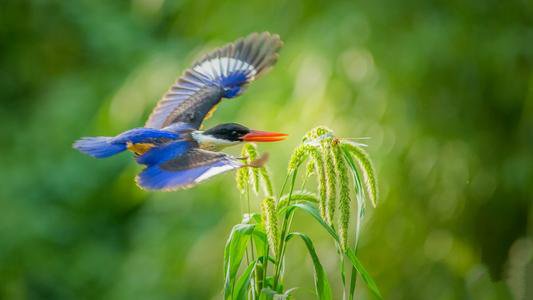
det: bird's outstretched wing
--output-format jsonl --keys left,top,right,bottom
{"left": 145, "top": 32, "right": 283, "bottom": 129}
{"left": 135, "top": 142, "right": 243, "bottom": 191}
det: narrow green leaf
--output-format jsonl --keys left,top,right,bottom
{"left": 337, "top": 248, "right": 347, "bottom": 300}
{"left": 286, "top": 232, "right": 333, "bottom": 300}
{"left": 341, "top": 144, "right": 366, "bottom": 300}
{"left": 342, "top": 141, "right": 378, "bottom": 207}
{"left": 283, "top": 287, "right": 299, "bottom": 298}
{"left": 287, "top": 201, "right": 339, "bottom": 241}
{"left": 234, "top": 260, "right": 257, "bottom": 300}
{"left": 262, "top": 287, "right": 281, "bottom": 300}
{"left": 261, "top": 276, "right": 275, "bottom": 292}
{"left": 277, "top": 190, "right": 319, "bottom": 213}
{"left": 261, "top": 287, "right": 298, "bottom": 299}
{"left": 345, "top": 248, "right": 382, "bottom": 299}
{"left": 349, "top": 266, "right": 357, "bottom": 300}
{"left": 243, "top": 212, "right": 263, "bottom": 224}
{"left": 224, "top": 223, "right": 255, "bottom": 299}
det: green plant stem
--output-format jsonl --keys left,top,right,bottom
{"left": 245, "top": 185, "right": 258, "bottom": 299}
{"left": 278, "top": 174, "right": 290, "bottom": 200}
{"left": 349, "top": 265, "right": 357, "bottom": 300}
{"left": 273, "top": 170, "right": 298, "bottom": 291}
{"left": 348, "top": 223, "right": 362, "bottom": 300}
{"left": 266, "top": 173, "right": 290, "bottom": 294}
{"left": 242, "top": 192, "right": 251, "bottom": 269}
{"left": 337, "top": 245, "right": 347, "bottom": 300}
{"left": 342, "top": 146, "right": 367, "bottom": 300}
{"left": 261, "top": 243, "right": 269, "bottom": 294}
{"left": 247, "top": 186, "right": 256, "bottom": 262}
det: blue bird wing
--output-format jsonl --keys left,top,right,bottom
{"left": 135, "top": 139, "right": 194, "bottom": 166}
{"left": 145, "top": 32, "right": 283, "bottom": 129}
{"left": 113, "top": 128, "right": 179, "bottom": 144}
{"left": 135, "top": 148, "right": 243, "bottom": 191}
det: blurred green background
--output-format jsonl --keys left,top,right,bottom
{"left": 1, "top": 0, "right": 532, "bottom": 299}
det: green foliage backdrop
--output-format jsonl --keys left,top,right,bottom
{"left": 0, "top": 0, "right": 531, "bottom": 299}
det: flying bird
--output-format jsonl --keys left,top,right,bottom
{"left": 74, "top": 32, "right": 286, "bottom": 191}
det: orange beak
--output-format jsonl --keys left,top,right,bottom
{"left": 242, "top": 130, "right": 288, "bottom": 142}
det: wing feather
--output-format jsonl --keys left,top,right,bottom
{"left": 135, "top": 148, "right": 242, "bottom": 191}
{"left": 145, "top": 32, "right": 283, "bottom": 129}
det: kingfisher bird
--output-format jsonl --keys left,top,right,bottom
{"left": 74, "top": 32, "right": 286, "bottom": 191}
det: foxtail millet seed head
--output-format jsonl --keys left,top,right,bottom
{"left": 261, "top": 197, "right": 279, "bottom": 258}
{"left": 342, "top": 140, "right": 378, "bottom": 208}
{"left": 322, "top": 140, "right": 337, "bottom": 226}
{"left": 333, "top": 144, "right": 351, "bottom": 251}
{"left": 243, "top": 143, "right": 261, "bottom": 194}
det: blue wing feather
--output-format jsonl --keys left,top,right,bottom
{"left": 113, "top": 128, "right": 179, "bottom": 144}
{"left": 136, "top": 140, "right": 193, "bottom": 166}
{"left": 145, "top": 32, "right": 282, "bottom": 129}
{"left": 135, "top": 162, "right": 219, "bottom": 190}
{"left": 136, "top": 148, "right": 242, "bottom": 191}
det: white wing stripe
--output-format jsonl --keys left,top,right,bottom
{"left": 194, "top": 160, "right": 241, "bottom": 183}
{"left": 193, "top": 57, "right": 257, "bottom": 82}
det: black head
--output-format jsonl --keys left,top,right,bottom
{"left": 203, "top": 123, "right": 250, "bottom": 142}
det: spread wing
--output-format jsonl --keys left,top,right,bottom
{"left": 135, "top": 146, "right": 243, "bottom": 191}
{"left": 145, "top": 32, "right": 283, "bottom": 129}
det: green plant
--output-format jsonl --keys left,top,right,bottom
{"left": 224, "top": 127, "right": 381, "bottom": 300}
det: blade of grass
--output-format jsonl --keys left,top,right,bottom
{"left": 286, "top": 232, "right": 332, "bottom": 300}
{"left": 261, "top": 287, "right": 299, "bottom": 299}
{"left": 345, "top": 248, "right": 382, "bottom": 299}
{"left": 338, "top": 247, "right": 347, "bottom": 300}
{"left": 349, "top": 267, "right": 357, "bottom": 300}
{"left": 340, "top": 145, "right": 366, "bottom": 246}
{"left": 243, "top": 212, "right": 263, "bottom": 225}
{"left": 234, "top": 260, "right": 258, "bottom": 300}
{"left": 273, "top": 170, "right": 298, "bottom": 291}
{"left": 224, "top": 223, "right": 255, "bottom": 299}
{"left": 277, "top": 191, "right": 319, "bottom": 212}
{"left": 341, "top": 145, "right": 367, "bottom": 300}
{"left": 287, "top": 202, "right": 338, "bottom": 241}
{"left": 288, "top": 201, "right": 348, "bottom": 299}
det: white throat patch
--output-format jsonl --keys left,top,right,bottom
{"left": 192, "top": 131, "right": 240, "bottom": 151}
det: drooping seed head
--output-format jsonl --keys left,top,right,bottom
{"left": 303, "top": 126, "right": 334, "bottom": 142}
{"left": 258, "top": 165, "right": 274, "bottom": 197}
{"left": 261, "top": 197, "right": 279, "bottom": 258}
{"left": 342, "top": 140, "right": 378, "bottom": 207}
{"left": 322, "top": 140, "right": 337, "bottom": 226}
{"left": 307, "top": 146, "right": 327, "bottom": 221}
{"left": 277, "top": 190, "right": 319, "bottom": 211}
{"left": 235, "top": 146, "right": 250, "bottom": 194}
{"left": 333, "top": 144, "right": 351, "bottom": 251}
{"left": 305, "top": 160, "right": 315, "bottom": 178}
{"left": 287, "top": 144, "right": 313, "bottom": 172}
{"left": 243, "top": 143, "right": 260, "bottom": 194}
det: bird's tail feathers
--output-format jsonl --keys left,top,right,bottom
{"left": 73, "top": 137, "right": 126, "bottom": 158}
